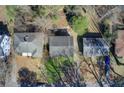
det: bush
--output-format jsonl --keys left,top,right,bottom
{"left": 70, "top": 16, "right": 88, "bottom": 36}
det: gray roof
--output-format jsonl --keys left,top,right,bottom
{"left": 83, "top": 38, "right": 109, "bottom": 57}
{"left": 49, "top": 36, "right": 73, "bottom": 57}
{"left": 0, "top": 35, "right": 11, "bottom": 58}
{"left": 0, "top": 36, "right": 4, "bottom": 57}
{"left": 0, "top": 22, "right": 11, "bottom": 58}
{"left": 0, "top": 47, "right": 4, "bottom": 58}
{"left": 14, "top": 32, "right": 44, "bottom": 57}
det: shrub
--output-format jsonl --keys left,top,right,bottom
{"left": 70, "top": 16, "right": 88, "bottom": 36}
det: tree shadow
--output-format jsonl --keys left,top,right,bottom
{"left": 0, "top": 21, "right": 10, "bottom": 36}
{"left": 18, "top": 67, "right": 51, "bottom": 87}
{"left": 49, "top": 28, "right": 70, "bottom": 36}
{"left": 18, "top": 67, "right": 37, "bottom": 87}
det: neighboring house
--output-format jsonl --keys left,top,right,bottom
{"left": 0, "top": 22, "right": 11, "bottom": 59}
{"left": 83, "top": 37, "right": 109, "bottom": 57}
{"left": 49, "top": 36, "right": 73, "bottom": 57}
{"left": 115, "top": 30, "right": 124, "bottom": 57}
{"left": 14, "top": 32, "right": 44, "bottom": 58}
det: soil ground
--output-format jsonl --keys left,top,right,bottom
{"left": 0, "top": 6, "right": 6, "bottom": 22}
{"left": 15, "top": 55, "right": 46, "bottom": 82}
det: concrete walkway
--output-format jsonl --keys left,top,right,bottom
{"left": 5, "top": 48, "right": 18, "bottom": 87}
{"left": 5, "top": 60, "right": 18, "bottom": 87}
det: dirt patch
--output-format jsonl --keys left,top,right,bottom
{"left": 112, "top": 62, "right": 124, "bottom": 76}
{"left": 0, "top": 6, "right": 6, "bottom": 22}
{"left": 15, "top": 55, "right": 45, "bottom": 82}
{"left": 52, "top": 10, "right": 68, "bottom": 28}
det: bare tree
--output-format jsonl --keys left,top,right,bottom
{"left": 30, "top": 6, "right": 64, "bottom": 18}
{"left": 42, "top": 56, "right": 86, "bottom": 87}
{"left": 80, "top": 56, "right": 105, "bottom": 87}
{"left": 33, "top": 17, "right": 53, "bottom": 33}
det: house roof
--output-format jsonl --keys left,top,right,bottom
{"left": 83, "top": 38, "right": 109, "bottom": 57}
{"left": 49, "top": 36, "right": 73, "bottom": 57}
{"left": 115, "top": 30, "right": 124, "bottom": 57}
{"left": 0, "top": 22, "right": 11, "bottom": 58}
{"left": 14, "top": 32, "right": 44, "bottom": 57}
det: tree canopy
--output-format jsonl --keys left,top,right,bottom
{"left": 70, "top": 16, "right": 88, "bottom": 36}
{"left": 44, "top": 56, "right": 85, "bottom": 87}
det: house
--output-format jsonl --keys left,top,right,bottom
{"left": 115, "top": 30, "right": 124, "bottom": 57}
{"left": 83, "top": 36, "right": 109, "bottom": 57}
{"left": 0, "top": 22, "right": 11, "bottom": 59}
{"left": 49, "top": 36, "right": 73, "bottom": 57}
{"left": 14, "top": 32, "right": 44, "bottom": 58}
